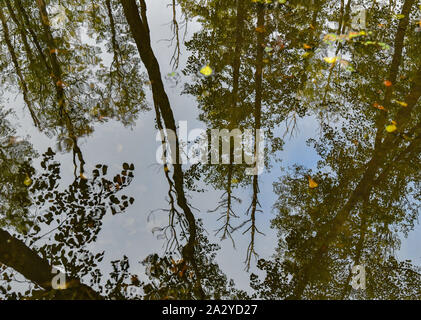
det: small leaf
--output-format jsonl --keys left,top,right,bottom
{"left": 200, "top": 65, "right": 213, "bottom": 76}
{"left": 308, "top": 177, "right": 318, "bottom": 189}
{"left": 323, "top": 56, "right": 338, "bottom": 64}
{"left": 392, "top": 100, "right": 408, "bottom": 107}
{"left": 383, "top": 80, "right": 392, "bottom": 87}
{"left": 24, "top": 175, "right": 32, "bottom": 187}
{"left": 373, "top": 102, "right": 387, "bottom": 111}
{"left": 386, "top": 123, "right": 397, "bottom": 133}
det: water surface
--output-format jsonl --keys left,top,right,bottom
{"left": 0, "top": 0, "right": 420, "bottom": 300}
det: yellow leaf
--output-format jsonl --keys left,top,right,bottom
{"left": 386, "top": 124, "right": 397, "bottom": 133}
{"left": 393, "top": 100, "right": 408, "bottom": 107}
{"left": 24, "top": 175, "right": 32, "bottom": 187}
{"left": 348, "top": 32, "right": 360, "bottom": 39}
{"left": 324, "top": 56, "right": 337, "bottom": 64}
{"left": 200, "top": 65, "right": 213, "bottom": 76}
{"left": 308, "top": 177, "right": 318, "bottom": 189}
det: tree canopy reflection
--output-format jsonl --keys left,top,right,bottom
{"left": 0, "top": 0, "right": 420, "bottom": 300}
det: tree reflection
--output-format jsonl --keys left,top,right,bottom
{"left": 0, "top": 0, "right": 420, "bottom": 300}
{"left": 250, "top": 0, "right": 421, "bottom": 299}
{"left": 1, "top": 148, "right": 135, "bottom": 299}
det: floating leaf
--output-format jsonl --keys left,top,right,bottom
{"left": 394, "top": 14, "right": 405, "bottom": 20}
{"left": 255, "top": 26, "right": 266, "bottom": 33}
{"left": 24, "top": 175, "right": 32, "bottom": 187}
{"left": 392, "top": 100, "right": 408, "bottom": 107}
{"left": 378, "top": 42, "right": 390, "bottom": 50}
{"left": 383, "top": 80, "right": 392, "bottom": 87}
{"left": 373, "top": 102, "right": 387, "bottom": 111}
{"left": 348, "top": 32, "right": 360, "bottom": 39}
{"left": 323, "top": 56, "right": 338, "bottom": 64}
{"left": 56, "top": 80, "right": 66, "bottom": 87}
{"left": 308, "top": 177, "right": 318, "bottom": 189}
{"left": 200, "top": 65, "right": 213, "bottom": 76}
{"left": 264, "top": 46, "right": 273, "bottom": 53}
{"left": 386, "top": 123, "right": 397, "bottom": 133}
{"left": 363, "top": 41, "right": 376, "bottom": 46}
